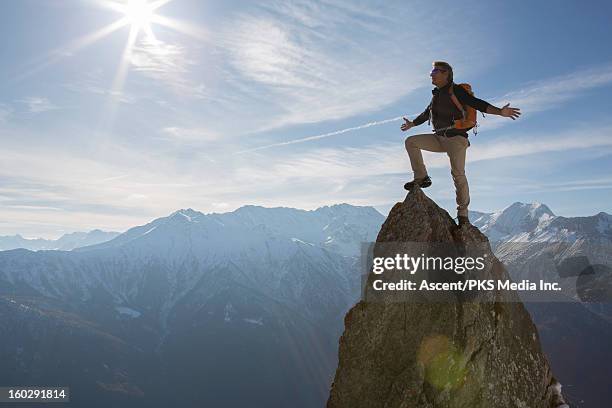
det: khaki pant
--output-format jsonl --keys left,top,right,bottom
{"left": 404, "top": 133, "right": 470, "bottom": 217}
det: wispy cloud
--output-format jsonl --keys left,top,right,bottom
{"left": 63, "top": 69, "right": 137, "bottom": 104}
{"left": 214, "top": 0, "right": 491, "bottom": 132}
{"left": 19, "top": 97, "right": 58, "bottom": 113}
{"left": 2, "top": 122, "right": 610, "bottom": 237}
{"left": 482, "top": 63, "right": 612, "bottom": 130}
{"left": 236, "top": 115, "right": 415, "bottom": 153}
{"left": 130, "top": 37, "right": 207, "bottom": 98}
{"left": 238, "top": 62, "right": 612, "bottom": 152}
{"left": 160, "top": 126, "right": 220, "bottom": 143}
{"left": 236, "top": 124, "right": 612, "bottom": 184}
{"left": 0, "top": 104, "right": 12, "bottom": 122}
{"left": 501, "top": 177, "right": 612, "bottom": 195}
{"left": 500, "top": 63, "right": 612, "bottom": 109}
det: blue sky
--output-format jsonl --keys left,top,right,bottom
{"left": 1, "top": 0, "right": 612, "bottom": 238}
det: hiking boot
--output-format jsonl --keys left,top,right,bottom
{"left": 457, "top": 215, "right": 470, "bottom": 227}
{"left": 404, "top": 175, "right": 432, "bottom": 191}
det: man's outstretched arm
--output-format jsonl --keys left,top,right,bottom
{"left": 454, "top": 85, "right": 521, "bottom": 120}
{"left": 412, "top": 105, "right": 430, "bottom": 126}
{"left": 485, "top": 103, "right": 521, "bottom": 120}
{"left": 401, "top": 105, "right": 430, "bottom": 131}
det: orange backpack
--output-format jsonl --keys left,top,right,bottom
{"left": 448, "top": 83, "right": 478, "bottom": 133}
{"left": 449, "top": 83, "right": 478, "bottom": 132}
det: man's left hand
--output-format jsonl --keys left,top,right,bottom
{"left": 501, "top": 103, "right": 521, "bottom": 120}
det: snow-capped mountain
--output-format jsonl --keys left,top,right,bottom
{"left": 470, "top": 202, "right": 556, "bottom": 241}
{"left": 0, "top": 203, "right": 384, "bottom": 408}
{"left": 1, "top": 204, "right": 384, "bottom": 325}
{"left": 470, "top": 201, "right": 612, "bottom": 265}
{"left": 0, "top": 229, "right": 120, "bottom": 251}
{"left": 470, "top": 201, "right": 612, "bottom": 304}
{"left": 80, "top": 204, "right": 383, "bottom": 257}
{"left": 471, "top": 201, "right": 612, "bottom": 244}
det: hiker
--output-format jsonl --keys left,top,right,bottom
{"left": 401, "top": 61, "right": 520, "bottom": 227}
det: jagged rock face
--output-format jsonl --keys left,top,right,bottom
{"left": 328, "top": 188, "right": 566, "bottom": 408}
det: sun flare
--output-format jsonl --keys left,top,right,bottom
{"left": 124, "top": 0, "right": 155, "bottom": 30}
{"left": 21, "top": 0, "right": 208, "bottom": 116}
{"left": 98, "top": 0, "right": 170, "bottom": 37}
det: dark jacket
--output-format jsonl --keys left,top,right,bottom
{"left": 413, "top": 82, "right": 491, "bottom": 137}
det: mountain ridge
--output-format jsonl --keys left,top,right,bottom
{"left": 0, "top": 229, "right": 120, "bottom": 251}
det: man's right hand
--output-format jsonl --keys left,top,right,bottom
{"left": 401, "top": 117, "right": 414, "bottom": 132}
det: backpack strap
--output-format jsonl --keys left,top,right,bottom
{"left": 448, "top": 83, "right": 466, "bottom": 119}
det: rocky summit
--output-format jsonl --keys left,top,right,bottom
{"left": 327, "top": 187, "right": 568, "bottom": 408}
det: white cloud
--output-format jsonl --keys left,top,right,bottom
{"left": 160, "top": 127, "right": 220, "bottom": 143}
{"left": 130, "top": 37, "right": 206, "bottom": 98}
{"left": 0, "top": 104, "right": 11, "bottom": 122}
{"left": 236, "top": 123, "right": 612, "bottom": 184}
{"left": 19, "top": 97, "right": 58, "bottom": 113}
{"left": 239, "top": 62, "right": 612, "bottom": 152}
{"left": 126, "top": 193, "right": 148, "bottom": 201}
{"left": 63, "top": 68, "right": 137, "bottom": 104}
{"left": 503, "top": 177, "right": 612, "bottom": 194}
{"left": 215, "top": 0, "right": 492, "bottom": 132}
{"left": 2, "top": 122, "right": 610, "bottom": 237}
{"left": 482, "top": 63, "right": 612, "bottom": 130}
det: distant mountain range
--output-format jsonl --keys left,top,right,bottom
{"left": 470, "top": 202, "right": 612, "bottom": 304}
{"left": 0, "top": 204, "right": 385, "bottom": 408}
{"left": 4, "top": 201, "right": 610, "bottom": 252}
{"left": 470, "top": 201, "right": 612, "bottom": 243}
{"left": 1, "top": 202, "right": 610, "bottom": 407}
{"left": 0, "top": 229, "right": 120, "bottom": 251}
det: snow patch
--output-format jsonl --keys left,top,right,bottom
{"left": 291, "top": 237, "right": 314, "bottom": 246}
{"left": 142, "top": 226, "right": 158, "bottom": 236}
{"left": 243, "top": 317, "right": 264, "bottom": 326}
{"left": 115, "top": 306, "right": 141, "bottom": 318}
{"left": 178, "top": 212, "right": 192, "bottom": 221}
{"left": 224, "top": 303, "right": 234, "bottom": 322}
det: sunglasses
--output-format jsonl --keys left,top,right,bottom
{"left": 430, "top": 68, "right": 447, "bottom": 75}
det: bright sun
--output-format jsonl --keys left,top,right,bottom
{"left": 24, "top": 0, "right": 207, "bottom": 105}
{"left": 39, "top": 0, "right": 206, "bottom": 106}
{"left": 98, "top": 0, "right": 169, "bottom": 37}
{"left": 123, "top": 0, "right": 155, "bottom": 30}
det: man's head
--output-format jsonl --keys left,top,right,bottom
{"left": 430, "top": 61, "right": 453, "bottom": 88}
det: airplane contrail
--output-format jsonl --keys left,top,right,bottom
{"left": 235, "top": 114, "right": 418, "bottom": 154}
